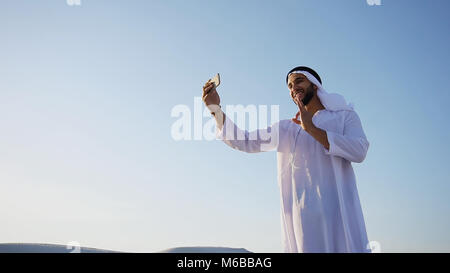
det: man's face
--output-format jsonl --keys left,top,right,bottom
{"left": 287, "top": 73, "right": 316, "bottom": 106}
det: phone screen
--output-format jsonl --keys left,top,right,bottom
{"left": 212, "top": 73, "right": 220, "bottom": 87}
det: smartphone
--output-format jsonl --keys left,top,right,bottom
{"left": 211, "top": 73, "right": 220, "bottom": 88}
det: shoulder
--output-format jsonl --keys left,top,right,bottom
{"left": 327, "top": 109, "right": 360, "bottom": 120}
{"left": 331, "top": 110, "right": 365, "bottom": 128}
{"left": 266, "top": 119, "right": 296, "bottom": 130}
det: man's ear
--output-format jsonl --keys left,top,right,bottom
{"left": 313, "top": 84, "right": 318, "bottom": 91}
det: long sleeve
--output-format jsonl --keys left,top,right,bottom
{"left": 216, "top": 115, "right": 280, "bottom": 153}
{"left": 324, "top": 111, "right": 369, "bottom": 163}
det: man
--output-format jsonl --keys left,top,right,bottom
{"left": 202, "top": 66, "right": 370, "bottom": 253}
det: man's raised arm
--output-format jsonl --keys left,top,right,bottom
{"left": 202, "top": 80, "right": 279, "bottom": 153}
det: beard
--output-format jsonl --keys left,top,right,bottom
{"left": 301, "top": 83, "right": 315, "bottom": 105}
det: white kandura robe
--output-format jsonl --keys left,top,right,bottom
{"left": 216, "top": 109, "right": 370, "bottom": 253}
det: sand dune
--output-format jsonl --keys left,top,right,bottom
{"left": 0, "top": 243, "right": 251, "bottom": 253}
{"left": 159, "top": 246, "right": 251, "bottom": 253}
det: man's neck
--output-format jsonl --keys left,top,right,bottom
{"left": 305, "top": 95, "right": 325, "bottom": 114}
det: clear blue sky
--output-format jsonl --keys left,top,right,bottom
{"left": 1, "top": 0, "right": 449, "bottom": 252}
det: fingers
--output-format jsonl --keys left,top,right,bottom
{"left": 202, "top": 88, "right": 216, "bottom": 101}
{"left": 293, "top": 95, "right": 303, "bottom": 110}
{"left": 291, "top": 118, "right": 301, "bottom": 125}
{"left": 202, "top": 80, "right": 212, "bottom": 92}
{"left": 202, "top": 87, "right": 211, "bottom": 99}
{"left": 291, "top": 91, "right": 298, "bottom": 103}
{"left": 202, "top": 77, "right": 218, "bottom": 104}
{"left": 298, "top": 100, "right": 306, "bottom": 112}
{"left": 291, "top": 111, "right": 301, "bottom": 125}
{"left": 203, "top": 82, "right": 212, "bottom": 92}
{"left": 202, "top": 81, "right": 216, "bottom": 96}
{"left": 203, "top": 80, "right": 212, "bottom": 89}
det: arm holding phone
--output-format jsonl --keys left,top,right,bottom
{"left": 202, "top": 74, "right": 279, "bottom": 153}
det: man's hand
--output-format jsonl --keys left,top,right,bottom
{"left": 291, "top": 98, "right": 330, "bottom": 150}
{"left": 202, "top": 80, "right": 220, "bottom": 108}
{"left": 291, "top": 100, "right": 315, "bottom": 133}
{"left": 202, "top": 79, "right": 225, "bottom": 129}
